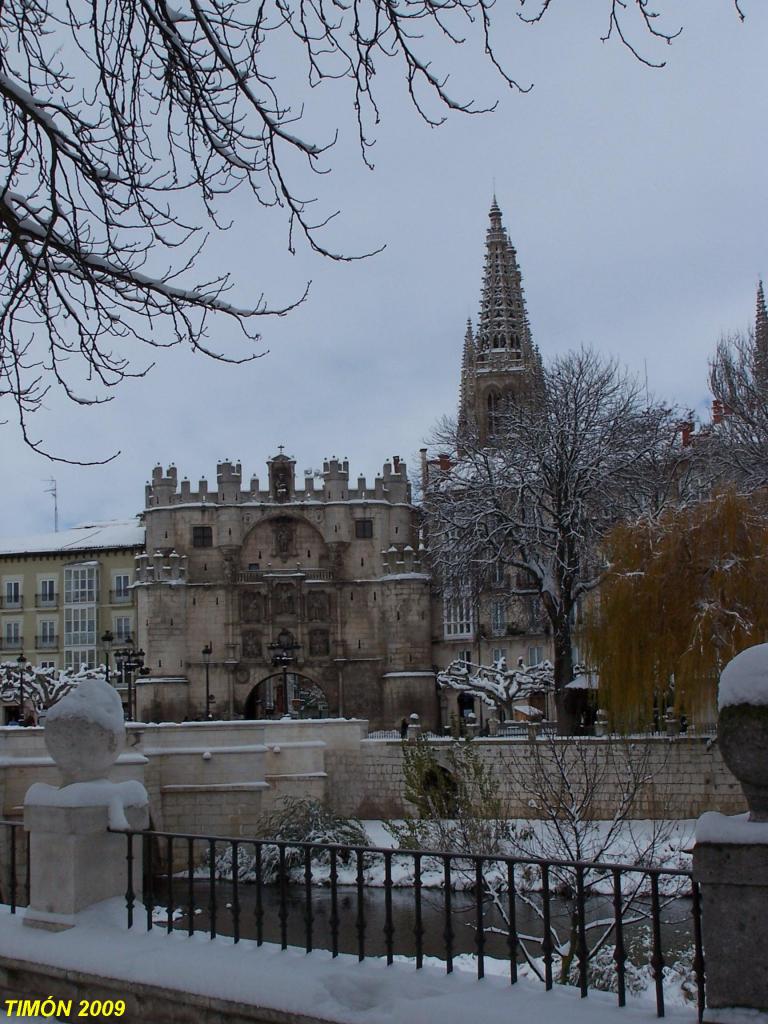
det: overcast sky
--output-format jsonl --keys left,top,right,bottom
{"left": 1, "top": 0, "right": 766, "bottom": 540}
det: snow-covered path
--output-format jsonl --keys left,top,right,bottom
{"left": 0, "top": 901, "right": 697, "bottom": 1024}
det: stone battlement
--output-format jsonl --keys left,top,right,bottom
{"left": 145, "top": 454, "right": 411, "bottom": 508}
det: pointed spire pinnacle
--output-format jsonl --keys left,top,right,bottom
{"left": 756, "top": 278, "right": 767, "bottom": 351}
{"left": 476, "top": 198, "right": 532, "bottom": 361}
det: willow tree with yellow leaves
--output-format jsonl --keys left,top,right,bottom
{"left": 584, "top": 489, "right": 768, "bottom": 731}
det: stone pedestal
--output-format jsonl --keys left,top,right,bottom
{"left": 22, "top": 677, "right": 150, "bottom": 930}
{"left": 24, "top": 795, "right": 148, "bottom": 929}
{"left": 694, "top": 814, "right": 768, "bottom": 1022}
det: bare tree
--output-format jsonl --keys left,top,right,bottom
{"left": 425, "top": 348, "right": 695, "bottom": 733}
{"left": 709, "top": 327, "right": 768, "bottom": 489}
{"left": 0, "top": 2, "right": 748, "bottom": 459}
{"left": 437, "top": 656, "right": 555, "bottom": 720}
{"left": 0, "top": 660, "right": 106, "bottom": 720}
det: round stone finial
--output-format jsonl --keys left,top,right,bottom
{"left": 44, "top": 679, "right": 126, "bottom": 784}
{"left": 718, "top": 644, "right": 768, "bottom": 822}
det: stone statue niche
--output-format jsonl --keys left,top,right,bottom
{"left": 307, "top": 590, "right": 330, "bottom": 622}
{"left": 272, "top": 517, "right": 296, "bottom": 561}
{"left": 241, "top": 590, "right": 265, "bottom": 623}
{"left": 274, "top": 582, "right": 296, "bottom": 616}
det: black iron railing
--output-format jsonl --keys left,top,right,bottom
{"left": 113, "top": 828, "right": 704, "bottom": 1020}
{"left": 0, "top": 820, "right": 30, "bottom": 913}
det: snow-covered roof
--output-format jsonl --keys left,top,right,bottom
{"left": 565, "top": 673, "right": 599, "bottom": 690}
{"left": 0, "top": 518, "right": 145, "bottom": 556}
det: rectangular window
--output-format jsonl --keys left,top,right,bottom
{"left": 64, "top": 566, "right": 97, "bottom": 604}
{"left": 528, "top": 645, "right": 543, "bottom": 666}
{"left": 39, "top": 620, "right": 57, "bottom": 647}
{"left": 491, "top": 600, "right": 506, "bottom": 635}
{"left": 65, "top": 648, "right": 96, "bottom": 671}
{"left": 3, "top": 621, "right": 21, "bottom": 648}
{"left": 192, "top": 526, "right": 213, "bottom": 547}
{"left": 491, "top": 647, "right": 507, "bottom": 668}
{"left": 40, "top": 660, "right": 56, "bottom": 670}
{"left": 355, "top": 520, "right": 373, "bottom": 539}
{"left": 492, "top": 562, "right": 505, "bottom": 586}
{"left": 40, "top": 578, "right": 57, "bottom": 605}
{"left": 457, "top": 649, "right": 472, "bottom": 666}
{"left": 114, "top": 616, "right": 132, "bottom": 642}
{"left": 4, "top": 580, "right": 21, "bottom": 608}
{"left": 113, "top": 573, "right": 131, "bottom": 602}
{"left": 443, "top": 594, "right": 474, "bottom": 639}
{"left": 65, "top": 607, "right": 96, "bottom": 646}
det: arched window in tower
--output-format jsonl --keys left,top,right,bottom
{"left": 491, "top": 333, "right": 505, "bottom": 350}
{"left": 510, "top": 332, "right": 521, "bottom": 352}
{"left": 487, "top": 390, "right": 501, "bottom": 436}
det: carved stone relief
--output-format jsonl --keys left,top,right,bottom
{"left": 274, "top": 582, "right": 296, "bottom": 616}
{"left": 307, "top": 590, "right": 330, "bottom": 622}
{"left": 309, "top": 629, "right": 330, "bottom": 657}
{"left": 242, "top": 631, "right": 262, "bottom": 660}
{"left": 241, "top": 591, "right": 265, "bottom": 623}
{"left": 272, "top": 517, "right": 295, "bottom": 560}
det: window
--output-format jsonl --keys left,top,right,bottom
{"left": 4, "top": 580, "right": 21, "bottom": 608}
{"left": 114, "top": 616, "right": 132, "bottom": 642}
{"left": 457, "top": 649, "right": 472, "bottom": 666}
{"left": 443, "top": 594, "right": 474, "bottom": 639}
{"left": 192, "top": 526, "right": 213, "bottom": 547}
{"left": 487, "top": 390, "right": 500, "bottom": 435}
{"left": 65, "top": 648, "right": 96, "bottom": 671}
{"left": 40, "top": 661, "right": 56, "bottom": 670}
{"left": 64, "top": 566, "right": 97, "bottom": 604}
{"left": 40, "top": 578, "right": 56, "bottom": 605}
{"left": 113, "top": 573, "right": 131, "bottom": 602}
{"left": 355, "top": 520, "right": 373, "bottom": 539}
{"left": 491, "top": 600, "right": 506, "bottom": 635}
{"left": 3, "top": 621, "right": 21, "bottom": 649}
{"left": 39, "top": 620, "right": 56, "bottom": 647}
{"left": 491, "top": 648, "right": 507, "bottom": 669}
{"left": 65, "top": 607, "right": 96, "bottom": 646}
{"left": 528, "top": 645, "right": 543, "bottom": 666}
{"left": 492, "top": 562, "right": 505, "bottom": 587}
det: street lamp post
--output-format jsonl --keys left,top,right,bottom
{"left": 115, "top": 641, "right": 149, "bottom": 721}
{"left": 16, "top": 653, "right": 27, "bottom": 725}
{"left": 101, "top": 630, "right": 114, "bottom": 684}
{"left": 202, "top": 643, "right": 213, "bottom": 719}
{"left": 267, "top": 629, "right": 301, "bottom": 716}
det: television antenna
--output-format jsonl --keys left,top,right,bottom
{"left": 43, "top": 478, "right": 58, "bottom": 532}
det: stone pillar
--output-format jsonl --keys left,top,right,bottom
{"left": 23, "top": 678, "right": 149, "bottom": 931}
{"left": 407, "top": 712, "right": 422, "bottom": 743}
{"left": 693, "top": 644, "right": 768, "bottom": 1021}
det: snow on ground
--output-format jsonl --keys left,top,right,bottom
{"left": 0, "top": 901, "right": 697, "bottom": 1024}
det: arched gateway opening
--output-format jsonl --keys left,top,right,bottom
{"left": 244, "top": 672, "right": 329, "bottom": 720}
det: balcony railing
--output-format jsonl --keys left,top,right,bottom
{"left": 111, "top": 828, "right": 705, "bottom": 1021}
{"left": 237, "top": 568, "right": 334, "bottom": 583}
{"left": 110, "top": 590, "right": 132, "bottom": 605}
{"left": 0, "top": 636, "right": 23, "bottom": 651}
{"left": 0, "top": 595, "right": 23, "bottom": 610}
{"left": 35, "top": 593, "right": 58, "bottom": 608}
{"left": 34, "top": 635, "right": 59, "bottom": 649}
{"left": 0, "top": 820, "right": 30, "bottom": 913}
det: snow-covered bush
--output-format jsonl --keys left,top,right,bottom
{"left": 209, "top": 798, "right": 369, "bottom": 883}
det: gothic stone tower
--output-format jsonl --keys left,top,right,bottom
{"left": 459, "top": 199, "right": 543, "bottom": 442}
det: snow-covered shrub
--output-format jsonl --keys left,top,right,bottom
{"left": 209, "top": 797, "right": 369, "bottom": 883}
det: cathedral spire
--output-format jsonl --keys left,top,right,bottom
{"left": 756, "top": 279, "right": 768, "bottom": 374}
{"left": 456, "top": 198, "right": 543, "bottom": 445}
{"left": 476, "top": 199, "right": 533, "bottom": 361}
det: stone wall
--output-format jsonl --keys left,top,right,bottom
{"left": 326, "top": 736, "right": 747, "bottom": 821}
{"left": 0, "top": 723, "right": 747, "bottom": 833}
